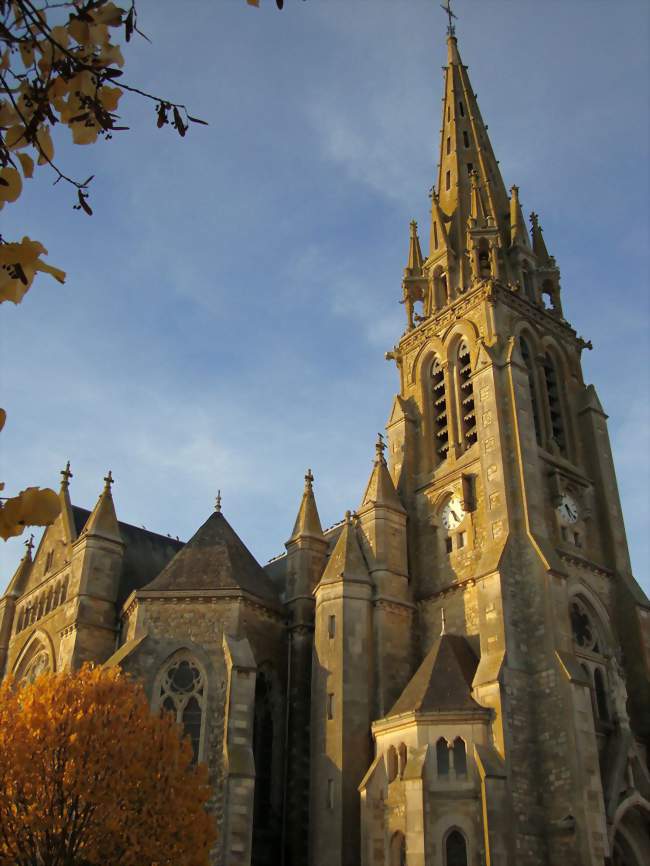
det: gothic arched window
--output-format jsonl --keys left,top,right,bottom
{"left": 253, "top": 671, "right": 274, "bottom": 828}
{"left": 570, "top": 597, "right": 611, "bottom": 725}
{"left": 453, "top": 737, "right": 467, "bottom": 777}
{"left": 157, "top": 655, "right": 206, "bottom": 763}
{"left": 387, "top": 745, "right": 399, "bottom": 782}
{"left": 542, "top": 354, "right": 567, "bottom": 454}
{"left": 436, "top": 738, "right": 450, "bottom": 777}
{"left": 431, "top": 357, "right": 450, "bottom": 463}
{"left": 445, "top": 829, "right": 468, "bottom": 866}
{"left": 23, "top": 650, "right": 51, "bottom": 683}
{"left": 398, "top": 742, "right": 407, "bottom": 778}
{"left": 457, "top": 341, "right": 477, "bottom": 449}
{"left": 520, "top": 337, "right": 543, "bottom": 445}
{"left": 390, "top": 831, "right": 406, "bottom": 866}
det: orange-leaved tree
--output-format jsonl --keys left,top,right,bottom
{"left": 0, "top": 664, "right": 216, "bottom": 866}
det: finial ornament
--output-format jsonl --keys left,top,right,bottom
{"left": 25, "top": 534, "right": 34, "bottom": 556}
{"left": 440, "top": 0, "right": 457, "bottom": 37}
{"left": 440, "top": 607, "right": 446, "bottom": 635}
{"left": 304, "top": 468, "right": 314, "bottom": 491}
{"left": 103, "top": 470, "right": 114, "bottom": 491}
{"left": 60, "top": 460, "right": 73, "bottom": 490}
{"left": 215, "top": 490, "right": 222, "bottom": 513}
{"left": 345, "top": 509, "right": 353, "bottom": 525}
{"left": 375, "top": 432, "right": 386, "bottom": 465}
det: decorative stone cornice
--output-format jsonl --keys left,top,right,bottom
{"left": 397, "top": 280, "right": 579, "bottom": 357}
{"left": 558, "top": 551, "right": 613, "bottom": 579}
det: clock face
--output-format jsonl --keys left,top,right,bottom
{"left": 557, "top": 493, "right": 579, "bottom": 526}
{"left": 441, "top": 496, "right": 465, "bottom": 531}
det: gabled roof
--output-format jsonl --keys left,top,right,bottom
{"left": 388, "top": 634, "right": 482, "bottom": 716}
{"left": 142, "top": 511, "right": 280, "bottom": 605}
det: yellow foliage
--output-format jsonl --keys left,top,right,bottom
{"left": 0, "top": 237, "right": 65, "bottom": 304}
{"left": 0, "top": 486, "right": 60, "bottom": 540}
{"left": 0, "top": 665, "right": 216, "bottom": 866}
{"left": 0, "top": 167, "right": 22, "bottom": 207}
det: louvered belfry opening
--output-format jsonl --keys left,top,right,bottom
{"left": 520, "top": 338, "right": 543, "bottom": 445}
{"left": 458, "top": 341, "right": 477, "bottom": 448}
{"left": 543, "top": 354, "right": 566, "bottom": 454}
{"left": 431, "top": 357, "right": 449, "bottom": 462}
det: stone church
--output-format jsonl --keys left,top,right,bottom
{"left": 1, "top": 24, "right": 649, "bottom": 866}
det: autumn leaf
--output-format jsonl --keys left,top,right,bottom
{"left": 0, "top": 487, "right": 60, "bottom": 540}
{"left": 0, "top": 167, "right": 22, "bottom": 208}
{"left": 0, "top": 237, "right": 65, "bottom": 304}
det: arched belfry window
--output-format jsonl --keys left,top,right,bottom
{"left": 431, "top": 357, "right": 449, "bottom": 462}
{"left": 457, "top": 341, "right": 477, "bottom": 449}
{"left": 157, "top": 655, "right": 206, "bottom": 763}
{"left": 477, "top": 239, "right": 491, "bottom": 278}
{"left": 445, "top": 829, "right": 468, "bottom": 866}
{"left": 520, "top": 338, "right": 543, "bottom": 445}
{"left": 542, "top": 354, "right": 567, "bottom": 454}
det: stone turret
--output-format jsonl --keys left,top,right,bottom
{"left": 284, "top": 470, "right": 329, "bottom": 866}
{"left": 356, "top": 435, "right": 413, "bottom": 717}
{"left": 310, "top": 512, "right": 373, "bottom": 866}
{"left": 60, "top": 471, "right": 125, "bottom": 669}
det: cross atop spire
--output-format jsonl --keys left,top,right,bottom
{"left": 375, "top": 433, "right": 386, "bottom": 465}
{"left": 304, "top": 468, "right": 314, "bottom": 491}
{"left": 440, "top": 0, "right": 457, "bottom": 37}
{"left": 215, "top": 489, "right": 222, "bottom": 513}
{"left": 60, "top": 460, "right": 73, "bottom": 491}
{"left": 103, "top": 470, "right": 114, "bottom": 491}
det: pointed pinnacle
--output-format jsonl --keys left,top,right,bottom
{"left": 440, "top": 607, "right": 446, "bottom": 635}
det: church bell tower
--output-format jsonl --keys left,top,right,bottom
{"left": 370, "top": 19, "right": 650, "bottom": 866}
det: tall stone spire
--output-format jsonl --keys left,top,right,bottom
{"left": 429, "top": 33, "right": 511, "bottom": 293}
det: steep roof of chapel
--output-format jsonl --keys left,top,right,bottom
{"left": 388, "top": 634, "right": 482, "bottom": 716}
{"left": 142, "top": 511, "right": 280, "bottom": 604}
{"left": 72, "top": 506, "right": 184, "bottom": 605}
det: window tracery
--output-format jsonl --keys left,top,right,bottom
{"left": 23, "top": 650, "right": 51, "bottom": 683}
{"left": 157, "top": 655, "right": 206, "bottom": 763}
{"left": 570, "top": 597, "right": 610, "bottom": 724}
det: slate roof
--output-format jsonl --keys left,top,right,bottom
{"left": 141, "top": 511, "right": 280, "bottom": 605}
{"left": 388, "top": 634, "right": 482, "bottom": 716}
{"left": 72, "top": 506, "right": 184, "bottom": 606}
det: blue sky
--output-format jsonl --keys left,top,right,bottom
{"left": 1, "top": 0, "right": 649, "bottom": 595}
